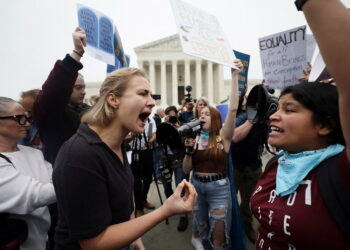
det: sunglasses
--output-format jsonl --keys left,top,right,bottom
{"left": 0, "top": 114, "right": 31, "bottom": 125}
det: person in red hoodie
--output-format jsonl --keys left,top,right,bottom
{"left": 33, "top": 27, "right": 89, "bottom": 250}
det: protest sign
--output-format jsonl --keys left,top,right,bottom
{"left": 106, "top": 25, "right": 129, "bottom": 74}
{"left": 309, "top": 51, "right": 324, "bottom": 82}
{"left": 216, "top": 104, "right": 228, "bottom": 122}
{"left": 306, "top": 34, "right": 316, "bottom": 63}
{"left": 259, "top": 25, "right": 307, "bottom": 89}
{"left": 170, "top": 0, "right": 237, "bottom": 69}
{"left": 77, "top": 4, "right": 115, "bottom": 65}
{"left": 107, "top": 54, "right": 130, "bottom": 74}
{"left": 308, "top": 51, "right": 332, "bottom": 82}
{"left": 233, "top": 50, "right": 250, "bottom": 95}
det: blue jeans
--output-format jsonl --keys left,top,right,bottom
{"left": 191, "top": 177, "right": 232, "bottom": 250}
{"left": 162, "top": 167, "right": 187, "bottom": 198}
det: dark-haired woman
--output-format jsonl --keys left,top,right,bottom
{"left": 183, "top": 60, "right": 243, "bottom": 250}
{"left": 250, "top": 81, "right": 349, "bottom": 249}
{"left": 249, "top": 0, "right": 350, "bottom": 248}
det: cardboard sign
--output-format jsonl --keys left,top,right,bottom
{"left": 170, "top": 0, "right": 237, "bottom": 69}
{"left": 259, "top": 25, "right": 308, "bottom": 89}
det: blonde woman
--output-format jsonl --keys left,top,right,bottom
{"left": 53, "top": 67, "right": 197, "bottom": 250}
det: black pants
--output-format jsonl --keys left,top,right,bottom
{"left": 131, "top": 149, "right": 154, "bottom": 211}
{"left": 46, "top": 203, "right": 57, "bottom": 250}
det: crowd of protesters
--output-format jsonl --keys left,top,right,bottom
{"left": 1, "top": 0, "right": 350, "bottom": 249}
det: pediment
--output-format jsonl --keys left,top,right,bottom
{"left": 134, "top": 34, "right": 182, "bottom": 51}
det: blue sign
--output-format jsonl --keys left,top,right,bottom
{"left": 99, "top": 17, "right": 114, "bottom": 54}
{"left": 77, "top": 5, "right": 115, "bottom": 58}
{"left": 216, "top": 104, "right": 228, "bottom": 122}
{"left": 107, "top": 54, "right": 130, "bottom": 74}
{"left": 233, "top": 50, "right": 250, "bottom": 95}
{"left": 106, "top": 25, "right": 129, "bottom": 73}
{"left": 78, "top": 8, "right": 98, "bottom": 48}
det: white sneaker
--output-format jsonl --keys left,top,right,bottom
{"left": 191, "top": 236, "right": 204, "bottom": 250}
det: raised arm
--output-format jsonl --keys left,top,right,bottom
{"left": 220, "top": 60, "right": 243, "bottom": 152}
{"left": 33, "top": 27, "right": 86, "bottom": 123}
{"left": 301, "top": 0, "right": 350, "bottom": 158}
{"left": 232, "top": 120, "right": 253, "bottom": 143}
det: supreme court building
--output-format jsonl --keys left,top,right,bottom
{"left": 134, "top": 34, "right": 226, "bottom": 107}
{"left": 85, "top": 34, "right": 262, "bottom": 107}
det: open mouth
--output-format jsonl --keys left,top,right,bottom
{"left": 269, "top": 125, "right": 284, "bottom": 133}
{"left": 138, "top": 112, "right": 151, "bottom": 123}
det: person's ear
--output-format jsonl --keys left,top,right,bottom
{"left": 106, "top": 93, "right": 120, "bottom": 109}
{"left": 317, "top": 123, "right": 333, "bottom": 136}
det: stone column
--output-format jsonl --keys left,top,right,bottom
{"left": 149, "top": 60, "right": 156, "bottom": 93}
{"left": 185, "top": 59, "right": 191, "bottom": 87}
{"left": 172, "top": 60, "right": 178, "bottom": 105}
{"left": 138, "top": 60, "right": 144, "bottom": 71}
{"left": 207, "top": 61, "right": 214, "bottom": 104}
{"left": 160, "top": 60, "right": 167, "bottom": 107}
{"left": 195, "top": 59, "right": 202, "bottom": 98}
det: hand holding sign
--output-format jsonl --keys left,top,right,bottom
{"left": 73, "top": 27, "right": 87, "bottom": 53}
{"left": 70, "top": 27, "right": 87, "bottom": 61}
{"left": 231, "top": 59, "right": 244, "bottom": 77}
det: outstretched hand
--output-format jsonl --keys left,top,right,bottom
{"left": 231, "top": 59, "right": 244, "bottom": 77}
{"left": 162, "top": 180, "right": 197, "bottom": 216}
{"left": 72, "top": 27, "right": 87, "bottom": 57}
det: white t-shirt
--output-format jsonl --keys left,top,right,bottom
{"left": 138, "top": 118, "right": 157, "bottom": 150}
{"left": 0, "top": 145, "right": 56, "bottom": 250}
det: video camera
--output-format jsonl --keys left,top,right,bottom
{"left": 156, "top": 119, "right": 202, "bottom": 154}
{"left": 157, "top": 119, "right": 201, "bottom": 182}
{"left": 168, "top": 115, "right": 180, "bottom": 126}
{"left": 246, "top": 84, "right": 278, "bottom": 124}
{"left": 184, "top": 85, "right": 193, "bottom": 103}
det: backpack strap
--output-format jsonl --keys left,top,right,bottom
{"left": 317, "top": 154, "right": 350, "bottom": 243}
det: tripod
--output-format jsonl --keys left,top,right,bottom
{"left": 131, "top": 133, "right": 168, "bottom": 224}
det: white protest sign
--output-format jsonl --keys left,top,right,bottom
{"left": 77, "top": 4, "right": 115, "bottom": 65}
{"left": 306, "top": 34, "right": 316, "bottom": 63}
{"left": 259, "top": 25, "right": 307, "bottom": 89}
{"left": 309, "top": 52, "right": 326, "bottom": 82}
{"left": 170, "top": 0, "right": 237, "bottom": 69}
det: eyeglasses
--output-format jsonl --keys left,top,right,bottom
{"left": 0, "top": 114, "right": 31, "bottom": 125}
{"left": 73, "top": 84, "right": 86, "bottom": 91}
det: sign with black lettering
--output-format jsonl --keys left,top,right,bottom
{"left": 170, "top": 0, "right": 238, "bottom": 69}
{"left": 259, "top": 26, "right": 307, "bottom": 89}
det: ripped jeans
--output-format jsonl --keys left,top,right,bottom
{"left": 191, "top": 176, "right": 232, "bottom": 250}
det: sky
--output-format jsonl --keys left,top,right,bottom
{"left": 1, "top": 0, "right": 349, "bottom": 100}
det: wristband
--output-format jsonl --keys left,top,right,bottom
{"left": 73, "top": 49, "right": 84, "bottom": 57}
{"left": 294, "top": 0, "right": 308, "bottom": 11}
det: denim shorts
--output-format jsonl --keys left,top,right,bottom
{"left": 191, "top": 176, "right": 232, "bottom": 250}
